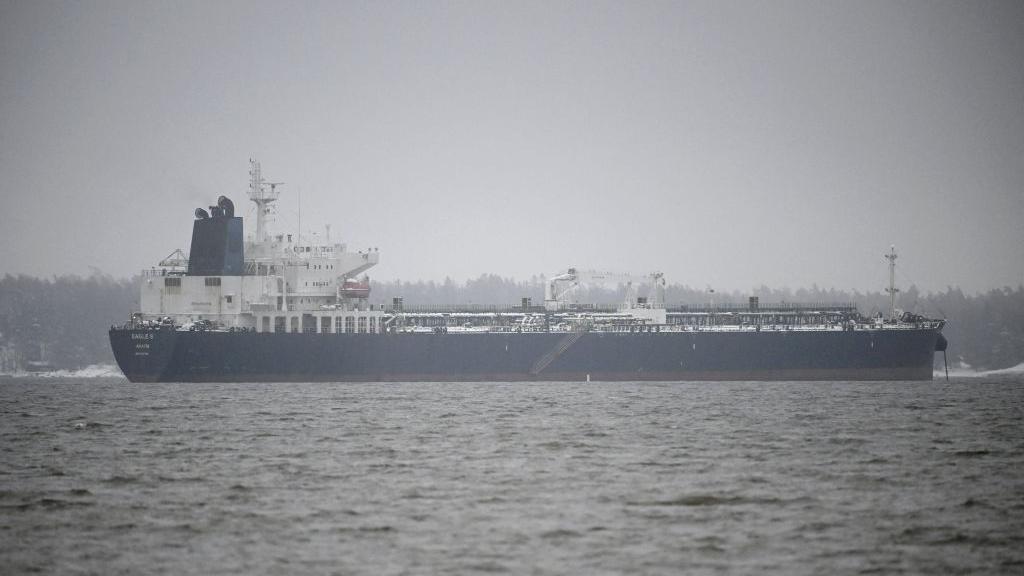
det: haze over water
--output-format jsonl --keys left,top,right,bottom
{"left": 2, "top": 1, "right": 1023, "bottom": 292}
{"left": 2, "top": 376, "right": 1022, "bottom": 574}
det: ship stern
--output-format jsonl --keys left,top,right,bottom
{"left": 109, "top": 327, "right": 178, "bottom": 382}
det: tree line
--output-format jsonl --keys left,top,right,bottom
{"left": 1, "top": 272, "right": 1021, "bottom": 371}
{"left": 0, "top": 273, "right": 137, "bottom": 371}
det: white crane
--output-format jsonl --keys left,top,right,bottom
{"left": 544, "top": 268, "right": 666, "bottom": 312}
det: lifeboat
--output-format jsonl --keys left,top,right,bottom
{"left": 340, "top": 278, "right": 370, "bottom": 299}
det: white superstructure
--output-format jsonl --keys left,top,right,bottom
{"left": 138, "top": 161, "right": 384, "bottom": 334}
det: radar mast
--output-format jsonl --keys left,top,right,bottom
{"left": 248, "top": 159, "right": 282, "bottom": 242}
{"left": 885, "top": 245, "right": 899, "bottom": 321}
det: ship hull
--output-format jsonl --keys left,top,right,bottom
{"left": 110, "top": 328, "right": 941, "bottom": 382}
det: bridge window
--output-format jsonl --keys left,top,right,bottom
{"left": 165, "top": 277, "right": 181, "bottom": 287}
{"left": 205, "top": 277, "right": 221, "bottom": 287}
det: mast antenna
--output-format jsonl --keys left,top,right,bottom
{"left": 248, "top": 159, "right": 282, "bottom": 242}
{"left": 885, "top": 245, "right": 899, "bottom": 321}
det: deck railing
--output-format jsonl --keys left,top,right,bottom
{"left": 382, "top": 301, "right": 860, "bottom": 315}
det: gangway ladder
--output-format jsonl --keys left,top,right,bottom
{"left": 530, "top": 330, "right": 586, "bottom": 376}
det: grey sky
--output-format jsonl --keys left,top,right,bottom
{"left": 1, "top": 0, "right": 1022, "bottom": 294}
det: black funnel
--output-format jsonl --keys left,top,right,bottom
{"left": 187, "top": 196, "right": 243, "bottom": 276}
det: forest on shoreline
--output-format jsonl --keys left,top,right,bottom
{"left": 2, "top": 273, "right": 1022, "bottom": 372}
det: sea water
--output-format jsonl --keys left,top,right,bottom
{"left": 2, "top": 376, "right": 1022, "bottom": 575}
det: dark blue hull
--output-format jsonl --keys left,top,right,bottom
{"left": 109, "top": 328, "right": 942, "bottom": 382}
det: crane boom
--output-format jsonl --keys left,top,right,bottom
{"left": 544, "top": 268, "right": 666, "bottom": 313}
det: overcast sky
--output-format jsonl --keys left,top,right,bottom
{"left": 1, "top": 0, "right": 1021, "bottom": 294}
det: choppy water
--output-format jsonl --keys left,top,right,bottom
{"left": 2, "top": 377, "right": 1023, "bottom": 575}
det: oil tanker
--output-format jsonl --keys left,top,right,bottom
{"left": 109, "top": 161, "right": 947, "bottom": 382}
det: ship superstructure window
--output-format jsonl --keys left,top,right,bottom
{"left": 205, "top": 277, "right": 221, "bottom": 287}
{"left": 302, "top": 314, "right": 316, "bottom": 333}
{"left": 165, "top": 277, "right": 181, "bottom": 287}
{"left": 345, "top": 316, "right": 355, "bottom": 333}
{"left": 335, "top": 316, "right": 344, "bottom": 333}
{"left": 358, "top": 317, "right": 367, "bottom": 333}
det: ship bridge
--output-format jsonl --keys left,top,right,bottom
{"left": 138, "top": 161, "right": 384, "bottom": 332}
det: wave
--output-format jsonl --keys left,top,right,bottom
{"left": 935, "top": 362, "right": 1024, "bottom": 378}
{"left": 5, "top": 364, "right": 125, "bottom": 379}
{"left": 977, "top": 362, "right": 1024, "bottom": 375}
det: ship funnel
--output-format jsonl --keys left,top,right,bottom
{"left": 187, "top": 196, "right": 244, "bottom": 276}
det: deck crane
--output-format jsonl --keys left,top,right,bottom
{"left": 544, "top": 268, "right": 666, "bottom": 312}
{"left": 157, "top": 249, "right": 189, "bottom": 271}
